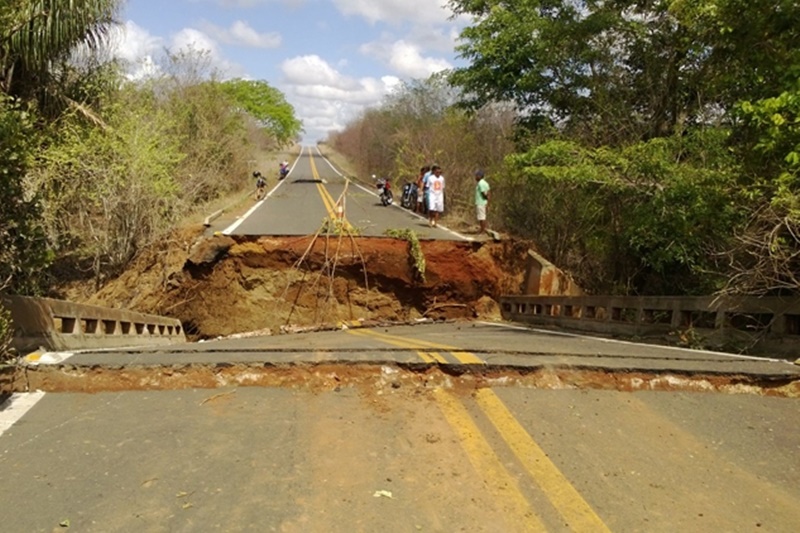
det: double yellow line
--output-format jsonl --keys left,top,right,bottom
{"left": 348, "top": 327, "right": 611, "bottom": 532}
{"left": 348, "top": 327, "right": 483, "bottom": 364}
{"left": 307, "top": 147, "right": 351, "bottom": 230}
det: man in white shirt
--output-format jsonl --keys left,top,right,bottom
{"left": 427, "top": 165, "right": 445, "bottom": 227}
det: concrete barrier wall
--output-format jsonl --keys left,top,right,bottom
{"left": 500, "top": 294, "right": 800, "bottom": 357}
{"left": 523, "top": 249, "right": 583, "bottom": 296}
{"left": 1, "top": 295, "right": 186, "bottom": 354}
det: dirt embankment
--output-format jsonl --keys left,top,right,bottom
{"left": 87, "top": 227, "right": 532, "bottom": 339}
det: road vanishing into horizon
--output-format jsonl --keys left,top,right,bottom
{"left": 223, "top": 146, "right": 468, "bottom": 240}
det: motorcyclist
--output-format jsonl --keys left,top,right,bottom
{"left": 375, "top": 175, "right": 393, "bottom": 205}
{"left": 253, "top": 171, "right": 266, "bottom": 199}
{"left": 279, "top": 160, "right": 289, "bottom": 179}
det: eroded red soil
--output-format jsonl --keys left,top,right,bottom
{"left": 87, "top": 227, "right": 532, "bottom": 339}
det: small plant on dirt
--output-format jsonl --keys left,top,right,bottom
{"left": 675, "top": 327, "right": 706, "bottom": 350}
{"left": 281, "top": 215, "right": 369, "bottom": 326}
{"left": 321, "top": 217, "right": 360, "bottom": 237}
{"left": 385, "top": 228, "right": 426, "bottom": 282}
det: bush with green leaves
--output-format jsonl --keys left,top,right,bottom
{"left": 0, "top": 302, "right": 13, "bottom": 362}
{"left": 30, "top": 86, "right": 185, "bottom": 284}
{"left": 725, "top": 87, "right": 800, "bottom": 294}
{"left": 0, "top": 96, "right": 51, "bottom": 294}
{"left": 500, "top": 133, "right": 743, "bottom": 295}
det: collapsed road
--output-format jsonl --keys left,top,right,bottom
{"left": 2, "top": 149, "right": 798, "bottom": 531}
{"left": 2, "top": 321, "right": 799, "bottom": 532}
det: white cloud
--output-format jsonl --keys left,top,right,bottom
{"left": 282, "top": 55, "right": 359, "bottom": 90}
{"left": 407, "top": 25, "right": 462, "bottom": 54}
{"left": 110, "top": 22, "right": 246, "bottom": 79}
{"left": 280, "top": 55, "right": 399, "bottom": 141}
{"left": 193, "top": 0, "right": 306, "bottom": 7}
{"left": 171, "top": 28, "right": 218, "bottom": 55}
{"left": 169, "top": 28, "right": 247, "bottom": 77}
{"left": 332, "top": 0, "right": 453, "bottom": 26}
{"left": 108, "top": 21, "right": 164, "bottom": 79}
{"left": 201, "top": 20, "right": 282, "bottom": 48}
{"left": 360, "top": 39, "right": 451, "bottom": 79}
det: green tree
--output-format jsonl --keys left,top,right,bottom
{"left": 723, "top": 85, "right": 800, "bottom": 294}
{"left": 218, "top": 79, "right": 302, "bottom": 145}
{"left": 330, "top": 74, "right": 515, "bottom": 216}
{"left": 500, "top": 133, "right": 741, "bottom": 294}
{"left": 0, "top": 96, "right": 50, "bottom": 294}
{"left": 448, "top": 0, "right": 800, "bottom": 146}
{"left": 449, "top": 0, "right": 800, "bottom": 295}
{"left": 1, "top": 0, "right": 120, "bottom": 113}
{"left": 1, "top": 0, "right": 120, "bottom": 295}
{"left": 31, "top": 85, "right": 185, "bottom": 285}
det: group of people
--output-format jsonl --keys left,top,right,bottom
{"left": 257, "top": 157, "right": 493, "bottom": 235}
{"left": 414, "top": 165, "right": 491, "bottom": 234}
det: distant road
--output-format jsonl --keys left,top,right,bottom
{"left": 223, "top": 146, "right": 469, "bottom": 240}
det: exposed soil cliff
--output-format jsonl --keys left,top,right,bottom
{"left": 87, "top": 227, "right": 533, "bottom": 339}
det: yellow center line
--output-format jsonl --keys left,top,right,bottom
{"left": 417, "top": 351, "right": 435, "bottom": 363}
{"left": 308, "top": 148, "right": 351, "bottom": 229}
{"left": 428, "top": 351, "right": 449, "bottom": 364}
{"left": 434, "top": 389, "right": 546, "bottom": 532}
{"left": 308, "top": 148, "right": 336, "bottom": 218}
{"left": 349, "top": 327, "right": 608, "bottom": 530}
{"left": 474, "top": 389, "right": 612, "bottom": 533}
{"left": 450, "top": 350, "right": 484, "bottom": 365}
{"left": 347, "top": 329, "right": 434, "bottom": 363}
{"left": 350, "top": 328, "right": 485, "bottom": 365}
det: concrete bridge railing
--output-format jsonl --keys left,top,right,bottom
{"left": 500, "top": 294, "right": 800, "bottom": 357}
{"left": 2, "top": 295, "right": 186, "bottom": 354}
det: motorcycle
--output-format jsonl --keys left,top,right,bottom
{"left": 278, "top": 166, "right": 289, "bottom": 180}
{"left": 253, "top": 171, "right": 266, "bottom": 200}
{"left": 400, "top": 181, "right": 418, "bottom": 210}
{"left": 376, "top": 177, "right": 393, "bottom": 206}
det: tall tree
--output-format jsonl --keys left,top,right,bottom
{"left": 1, "top": 0, "right": 120, "bottom": 112}
{"left": 218, "top": 79, "right": 303, "bottom": 145}
{"left": 447, "top": 0, "right": 800, "bottom": 146}
{"left": 0, "top": 0, "right": 119, "bottom": 295}
{"left": 0, "top": 96, "right": 50, "bottom": 294}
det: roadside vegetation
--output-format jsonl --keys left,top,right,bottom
{"left": 0, "top": 0, "right": 302, "bottom": 354}
{"left": 330, "top": 1, "right": 800, "bottom": 297}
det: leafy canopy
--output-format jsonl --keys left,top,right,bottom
{"left": 218, "top": 79, "right": 303, "bottom": 145}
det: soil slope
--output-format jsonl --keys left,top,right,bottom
{"left": 88, "top": 227, "right": 532, "bottom": 339}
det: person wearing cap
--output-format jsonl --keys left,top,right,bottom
{"left": 475, "top": 169, "right": 491, "bottom": 234}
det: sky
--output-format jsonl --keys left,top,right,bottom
{"left": 112, "top": 0, "right": 471, "bottom": 143}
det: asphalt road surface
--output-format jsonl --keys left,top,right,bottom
{"left": 2, "top": 322, "right": 799, "bottom": 532}
{"left": 223, "top": 146, "right": 468, "bottom": 240}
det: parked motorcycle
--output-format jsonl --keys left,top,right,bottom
{"left": 376, "top": 177, "right": 393, "bottom": 206}
{"left": 400, "top": 181, "right": 418, "bottom": 209}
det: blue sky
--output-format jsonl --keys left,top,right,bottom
{"left": 113, "top": 0, "right": 469, "bottom": 142}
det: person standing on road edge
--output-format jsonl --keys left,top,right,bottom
{"left": 427, "top": 165, "right": 445, "bottom": 227}
{"left": 416, "top": 165, "right": 430, "bottom": 214}
{"left": 475, "top": 169, "right": 491, "bottom": 234}
{"left": 422, "top": 165, "right": 433, "bottom": 215}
